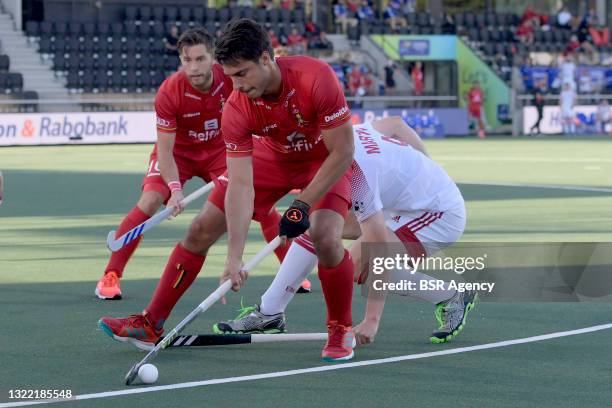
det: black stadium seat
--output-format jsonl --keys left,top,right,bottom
{"left": 165, "top": 6, "right": 178, "bottom": 22}
{"left": 125, "top": 6, "right": 137, "bottom": 21}
{"left": 139, "top": 6, "right": 152, "bottom": 22}
{"left": 153, "top": 6, "right": 165, "bottom": 22}
{"left": 192, "top": 7, "right": 204, "bottom": 23}
{"left": 179, "top": 7, "right": 192, "bottom": 23}
{"left": 0, "top": 55, "right": 9, "bottom": 72}
{"left": 25, "top": 21, "right": 39, "bottom": 38}
{"left": 7, "top": 73, "right": 23, "bottom": 93}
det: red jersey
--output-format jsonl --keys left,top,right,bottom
{"left": 412, "top": 68, "right": 423, "bottom": 95}
{"left": 467, "top": 87, "right": 484, "bottom": 108}
{"left": 223, "top": 56, "right": 351, "bottom": 161}
{"left": 154, "top": 64, "right": 233, "bottom": 161}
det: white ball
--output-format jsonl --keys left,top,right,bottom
{"left": 138, "top": 364, "right": 158, "bottom": 384}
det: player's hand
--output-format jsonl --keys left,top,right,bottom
{"left": 167, "top": 190, "right": 185, "bottom": 218}
{"left": 221, "top": 257, "right": 248, "bottom": 296}
{"left": 279, "top": 199, "right": 311, "bottom": 239}
{"left": 354, "top": 319, "right": 379, "bottom": 346}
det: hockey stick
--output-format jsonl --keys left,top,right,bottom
{"left": 124, "top": 236, "right": 282, "bottom": 385}
{"left": 106, "top": 182, "right": 214, "bottom": 252}
{"left": 161, "top": 332, "right": 327, "bottom": 348}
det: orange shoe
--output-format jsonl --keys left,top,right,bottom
{"left": 322, "top": 321, "right": 355, "bottom": 362}
{"left": 98, "top": 312, "right": 163, "bottom": 351}
{"left": 95, "top": 271, "right": 122, "bottom": 300}
{"left": 297, "top": 278, "right": 312, "bottom": 293}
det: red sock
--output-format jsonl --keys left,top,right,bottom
{"left": 145, "top": 243, "right": 205, "bottom": 329}
{"left": 105, "top": 206, "right": 150, "bottom": 277}
{"left": 259, "top": 209, "right": 290, "bottom": 262}
{"left": 318, "top": 250, "right": 353, "bottom": 327}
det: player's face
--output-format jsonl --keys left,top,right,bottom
{"left": 222, "top": 53, "right": 273, "bottom": 99}
{"left": 180, "top": 44, "right": 214, "bottom": 89}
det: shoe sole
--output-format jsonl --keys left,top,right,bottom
{"left": 429, "top": 293, "right": 478, "bottom": 344}
{"left": 212, "top": 324, "right": 286, "bottom": 335}
{"left": 322, "top": 350, "right": 354, "bottom": 362}
{"left": 97, "top": 320, "right": 155, "bottom": 351}
{"left": 94, "top": 287, "right": 122, "bottom": 300}
{"left": 296, "top": 286, "right": 311, "bottom": 294}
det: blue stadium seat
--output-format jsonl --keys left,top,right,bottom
{"left": 139, "top": 6, "right": 152, "bottom": 22}
{"left": 7, "top": 73, "right": 23, "bottom": 93}
{"left": 54, "top": 21, "right": 68, "bottom": 37}
{"left": 125, "top": 6, "right": 137, "bottom": 21}
{"left": 205, "top": 8, "right": 216, "bottom": 24}
{"left": 152, "top": 6, "right": 165, "bottom": 22}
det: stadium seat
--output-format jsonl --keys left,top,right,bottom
{"left": 192, "top": 7, "right": 204, "bottom": 23}
{"left": 69, "top": 22, "right": 83, "bottom": 37}
{"left": 205, "top": 8, "right": 216, "bottom": 24}
{"left": 165, "top": 6, "right": 178, "bottom": 23}
{"left": 0, "top": 74, "right": 7, "bottom": 92}
{"left": 255, "top": 8, "right": 267, "bottom": 24}
{"left": 475, "top": 13, "right": 486, "bottom": 28}
{"left": 7, "top": 73, "right": 23, "bottom": 93}
{"left": 38, "top": 37, "right": 52, "bottom": 54}
{"left": 111, "top": 22, "right": 124, "bottom": 37}
{"left": 139, "top": 6, "right": 152, "bottom": 22}
{"left": 268, "top": 9, "right": 279, "bottom": 26}
{"left": 0, "top": 55, "right": 9, "bottom": 72}
{"left": 137, "top": 24, "right": 151, "bottom": 38}
{"left": 54, "top": 21, "right": 68, "bottom": 37}
{"left": 25, "top": 21, "right": 39, "bottom": 38}
{"left": 125, "top": 6, "right": 137, "bottom": 22}
{"left": 179, "top": 7, "right": 192, "bottom": 23}
{"left": 152, "top": 6, "right": 165, "bottom": 22}
{"left": 52, "top": 54, "right": 66, "bottom": 72}
{"left": 293, "top": 9, "right": 305, "bottom": 23}
{"left": 280, "top": 9, "right": 291, "bottom": 25}
{"left": 218, "top": 8, "right": 230, "bottom": 24}
{"left": 242, "top": 7, "right": 254, "bottom": 21}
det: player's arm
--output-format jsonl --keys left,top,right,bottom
{"left": 222, "top": 155, "right": 254, "bottom": 291}
{"left": 299, "top": 120, "right": 354, "bottom": 206}
{"left": 372, "top": 116, "right": 428, "bottom": 156}
{"left": 156, "top": 130, "right": 184, "bottom": 217}
{"left": 353, "top": 210, "right": 392, "bottom": 346}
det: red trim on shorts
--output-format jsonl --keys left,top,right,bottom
{"left": 394, "top": 224, "right": 427, "bottom": 259}
{"left": 411, "top": 212, "right": 443, "bottom": 233}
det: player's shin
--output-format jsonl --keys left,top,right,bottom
{"left": 105, "top": 206, "right": 150, "bottom": 277}
{"left": 260, "top": 235, "right": 318, "bottom": 315}
{"left": 145, "top": 243, "right": 206, "bottom": 328}
{"left": 318, "top": 249, "right": 354, "bottom": 327}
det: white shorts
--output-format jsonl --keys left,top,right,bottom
{"left": 384, "top": 204, "right": 466, "bottom": 257}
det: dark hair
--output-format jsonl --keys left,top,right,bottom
{"left": 215, "top": 19, "right": 274, "bottom": 65}
{"left": 177, "top": 27, "right": 215, "bottom": 54}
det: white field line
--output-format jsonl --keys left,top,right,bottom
{"left": 2, "top": 323, "right": 612, "bottom": 408}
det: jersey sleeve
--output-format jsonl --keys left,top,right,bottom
{"left": 312, "top": 64, "right": 351, "bottom": 130}
{"left": 222, "top": 99, "right": 254, "bottom": 158}
{"left": 155, "top": 81, "right": 178, "bottom": 133}
{"left": 351, "top": 162, "right": 383, "bottom": 223}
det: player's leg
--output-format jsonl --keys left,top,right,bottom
{"left": 96, "top": 152, "right": 175, "bottom": 299}
{"left": 309, "top": 192, "right": 355, "bottom": 361}
{"left": 98, "top": 199, "right": 227, "bottom": 349}
{"left": 213, "top": 234, "right": 317, "bottom": 334}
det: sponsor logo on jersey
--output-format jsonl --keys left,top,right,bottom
{"left": 263, "top": 123, "right": 278, "bottom": 133}
{"left": 353, "top": 200, "right": 364, "bottom": 213}
{"left": 204, "top": 119, "right": 219, "bottom": 130}
{"left": 286, "top": 131, "right": 305, "bottom": 142}
{"left": 156, "top": 117, "right": 172, "bottom": 127}
{"left": 184, "top": 92, "right": 202, "bottom": 100}
{"left": 182, "top": 112, "right": 200, "bottom": 118}
{"left": 283, "top": 89, "right": 296, "bottom": 108}
{"left": 225, "top": 142, "right": 238, "bottom": 151}
{"left": 324, "top": 106, "right": 349, "bottom": 123}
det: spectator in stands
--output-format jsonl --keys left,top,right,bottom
{"left": 286, "top": 27, "right": 307, "bottom": 54}
{"left": 334, "top": 0, "right": 350, "bottom": 34}
{"left": 305, "top": 19, "right": 321, "bottom": 39}
{"left": 260, "top": 0, "right": 274, "bottom": 10}
{"left": 238, "top": 0, "right": 253, "bottom": 6}
{"left": 402, "top": 0, "right": 416, "bottom": 15}
{"left": 596, "top": 99, "right": 610, "bottom": 134}
{"left": 164, "top": 25, "right": 180, "bottom": 57}
{"left": 411, "top": 61, "right": 424, "bottom": 96}
{"left": 516, "top": 18, "right": 535, "bottom": 45}
{"left": 384, "top": 0, "right": 407, "bottom": 32}
{"left": 441, "top": 14, "right": 456, "bottom": 35}
{"left": 347, "top": 0, "right": 360, "bottom": 13}
{"left": 348, "top": 64, "right": 363, "bottom": 96}
{"left": 556, "top": 5, "right": 572, "bottom": 29}
{"left": 356, "top": 0, "right": 375, "bottom": 24}
{"left": 360, "top": 67, "right": 374, "bottom": 96}
{"left": 529, "top": 80, "right": 546, "bottom": 134}
{"left": 384, "top": 60, "right": 396, "bottom": 90}
{"left": 308, "top": 31, "right": 334, "bottom": 52}
{"left": 564, "top": 34, "right": 581, "bottom": 56}
{"left": 560, "top": 82, "right": 576, "bottom": 134}
{"left": 268, "top": 29, "right": 282, "bottom": 50}
{"left": 585, "top": 8, "right": 610, "bottom": 46}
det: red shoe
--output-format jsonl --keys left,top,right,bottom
{"left": 95, "top": 271, "right": 122, "bottom": 300}
{"left": 98, "top": 312, "right": 163, "bottom": 351}
{"left": 322, "top": 321, "right": 355, "bottom": 362}
{"left": 297, "top": 278, "right": 312, "bottom": 293}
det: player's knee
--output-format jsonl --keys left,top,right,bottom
{"left": 137, "top": 191, "right": 164, "bottom": 215}
{"left": 311, "top": 233, "right": 343, "bottom": 264}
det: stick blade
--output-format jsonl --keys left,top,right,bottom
{"left": 106, "top": 230, "right": 119, "bottom": 251}
{"left": 125, "top": 364, "right": 140, "bottom": 386}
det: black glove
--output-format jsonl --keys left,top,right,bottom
{"left": 279, "top": 199, "right": 311, "bottom": 238}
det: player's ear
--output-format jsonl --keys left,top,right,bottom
{"left": 260, "top": 51, "right": 271, "bottom": 66}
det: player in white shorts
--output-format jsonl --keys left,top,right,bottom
{"left": 214, "top": 117, "right": 477, "bottom": 345}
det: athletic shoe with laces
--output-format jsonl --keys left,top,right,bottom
{"left": 98, "top": 312, "right": 163, "bottom": 351}
{"left": 430, "top": 289, "right": 478, "bottom": 344}
{"left": 95, "top": 271, "right": 122, "bottom": 300}
{"left": 297, "top": 278, "right": 312, "bottom": 293}
{"left": 322, "top": 321, "right": 355, "bottom": 362}
{"left": 212, "top": 304, "right": 286, "bottom": 334}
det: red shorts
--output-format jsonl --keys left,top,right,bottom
{"left": 142, "top": 147, "right": 226, "bottom": 203}
{"left": 208, "top": 144, "right": 351, "bottom": 221}
{"left": 469, "top": 105, "right": 482, "bottom": 119}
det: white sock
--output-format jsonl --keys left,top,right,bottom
{"left": 260, "top": 236, "right": 317, "bottom": 315}
{"left": 389, "top": 267, "right": 456, "bottom": 304}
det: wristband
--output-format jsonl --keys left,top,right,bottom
{"left": 167, "top": 181, "right": 182, "bottom": 193}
